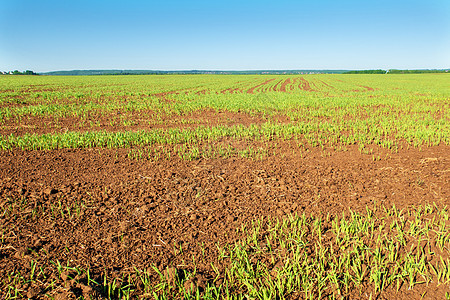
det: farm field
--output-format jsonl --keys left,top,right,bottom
{"left": 0, "top": 74, "right": 449, "bottom": 299}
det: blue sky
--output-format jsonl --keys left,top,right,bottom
{"left": 0, "top": 0, "right": 449, "bottom": 72}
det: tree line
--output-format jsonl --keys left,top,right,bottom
{"left": 1, "top": 70, "right": 38, "bottom": 75}
{"left": 344, "top": 69, "right": 449, "bottom": 74}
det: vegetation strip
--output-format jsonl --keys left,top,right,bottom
{"left": 0, "top": 118, "right": 447, "bottom": 152}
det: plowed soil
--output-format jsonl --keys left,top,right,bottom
{"left": 1, "top": 140, "right": 448, "bottom": 299}
{"left": 247, "top": 79, "right": 276, "bottom": 94}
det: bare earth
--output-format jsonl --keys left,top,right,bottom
{"left": 1, "top": 141, "right": 448, "bottom": 298}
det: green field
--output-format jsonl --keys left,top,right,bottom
{"left": 1, "top": 74, "right": 449, "bottom": 152}
{"left": 1, "top": 74, "right": 449, "bottom": 299}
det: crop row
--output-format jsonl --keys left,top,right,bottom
{"left": 0, "top": 116, "right": 447, "bottom": 152}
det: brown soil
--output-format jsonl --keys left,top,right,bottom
{"left": 153, "top": 91, "right": 179, "bottom": 98}
{"left": 0, "top": 141, "right": 448, "bottom": 298}
{"left": 246, "top": 79, "right": 276, "bottom": 94}
{"left": 295, "top": 77, "right": 314, "bottom": 91}
{"left": 271, "top": 79, "right": 284, "bottom": 92}
{"left": 220, "top": 87, "right": 242, "bottom": 94}
{"left": 0, "top": 109, "right": 282, "bottom": 136}
{"left": 359, "top": 85, "right": 376, "bottom": 91}
{"left": 349, "top": 86, "right": 377, "bottom": 93}
{"left": 279, "top": 78, "right": 291, "bottom": 92}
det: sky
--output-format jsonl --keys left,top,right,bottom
{"left": 0, "top": 0, "right": 449, "bottom": 72}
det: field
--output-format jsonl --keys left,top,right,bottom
{"left": 0, "top": 74, "right": 449, "bottom": 299}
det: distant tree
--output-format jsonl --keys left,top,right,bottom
{"left": 344, "top": 70, "right": 385, "bottom": 74}
{"left": 7, "top": 70, "right": 38, "bottom": 75}
{"left": 345, "top": 69, "right": 448, "bottom": 74}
